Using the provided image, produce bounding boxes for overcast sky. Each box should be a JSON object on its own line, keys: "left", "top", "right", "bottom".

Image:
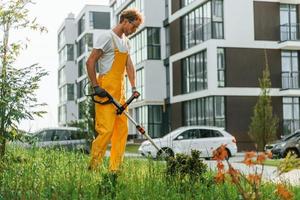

{"left": 16, "top": 0, "right": 109, "bottom": 132}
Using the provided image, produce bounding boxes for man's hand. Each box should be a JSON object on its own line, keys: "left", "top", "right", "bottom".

{"left": 131, "top": 87, "right": 140, "bottom": 98}
{"left": 93, "top": 86, "right": 107, "bottom": 97}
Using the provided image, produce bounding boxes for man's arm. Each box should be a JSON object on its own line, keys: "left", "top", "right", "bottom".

{"left": 86, "top": 49, "right": 103, "bottom": 87}
{"left": 126, "top": 55, "right": 136, "bottom": 89}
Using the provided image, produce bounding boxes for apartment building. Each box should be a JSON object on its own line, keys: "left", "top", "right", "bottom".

{"left": 167, "top": 0, "right": 300, "bottom": 150}
{"left": 110, "top": 0, "right": 168, "bottom": 140}
{"left": 57, "top": 5, "right": 110, "bottom": 126}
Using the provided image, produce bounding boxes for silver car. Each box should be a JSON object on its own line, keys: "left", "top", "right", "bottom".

{"left": 13, "top": 127, "right": 90, "bottom": 153}
{"left": 138, "top": 126, "right": 237, "bottom": 159}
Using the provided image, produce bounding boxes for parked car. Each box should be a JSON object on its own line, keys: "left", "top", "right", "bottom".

{"left": 271, "top": 136, "right": 300, "bottom": 158}
{"left": 11, "top": 127, "right": 90, "bottom": 153}
{"left": 264, "top": 130, "right": 300, "bottom": 153}
{"left": 138, "top": 126, "right": 237, "bottom": 159}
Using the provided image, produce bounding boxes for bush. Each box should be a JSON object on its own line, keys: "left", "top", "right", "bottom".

{"left": 166, "top": 150, "right": 207, "bottom": 183}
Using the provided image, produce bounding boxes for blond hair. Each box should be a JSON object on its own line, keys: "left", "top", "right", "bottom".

{"left": 119, "top": 8, "right": 144, "bottom": 24}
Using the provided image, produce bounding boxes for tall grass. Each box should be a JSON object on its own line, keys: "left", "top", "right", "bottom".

{"left": 0, "top": 146, "right": 299, "bottom": 200}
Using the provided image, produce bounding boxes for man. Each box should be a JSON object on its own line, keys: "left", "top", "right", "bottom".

{"left": 86, "top": 8, "right": 143, "bottom": 172}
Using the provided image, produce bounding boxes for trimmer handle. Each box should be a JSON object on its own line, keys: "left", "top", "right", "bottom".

{"left": 91, "top": 93, "right": 114, "bottom": 105}
{"left": 116, "top": 91, "right": 140, "bottom": 115}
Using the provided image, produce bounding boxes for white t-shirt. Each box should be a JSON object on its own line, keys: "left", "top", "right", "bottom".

{"left": 94, "top": 30, "right": 130, "bottom": 75}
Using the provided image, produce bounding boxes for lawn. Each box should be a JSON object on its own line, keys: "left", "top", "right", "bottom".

{"left": 0, "top": 146, "right": 300, "bottom": 200}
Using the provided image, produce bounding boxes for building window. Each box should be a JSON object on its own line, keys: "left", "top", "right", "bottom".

{"left": 58, "top": 66, "right": 66, "bottom": 86}
{"left": 217, "top": 48, "right": 225, "bottom": 87}
{"left": 59, "top": 44, "right": 74, "bottom": 65}
{"left": 78, "top": 14, "right": 85, "bottom": 36}
{"left": 78, "top": 101, "right": 85, "bottom": 120}
{"left": 77, "top": 78, "right": 88, "bottom": 99}
{"left": 280, "top": 4, "right": 298, "bottom": 41}
{"left": 184, "top": 96, "right": 225, "bottom": 127}
{"left": 135, "top": 105, "right": 163, "bottom": 138}
{"left": 58, "top": 104, "right": 67, "bottom": 123}
{"left": 78, "top": 57, "right": 86, "bottom": 77}
{"left": 125, "top": 68, "right": 145, "bottom": 100}
{"left": 182, "top": 50, "right": 207, "bottom": 94}
{"left": 130, "top": 28, "right": 161, "bottom": 65}
{"left": 58, "top": 28, "right": 65, "bottom": 50}
{"left": 116, "top": 0, "right": 144, "bottom": 22}
{"left": 181, "top": 0, "right": 223, "bottom": 50}
{"left": 181, "top": 0, "right": 196, "bottom": 8}
{"left": 89, "top": 12, "right": 110, "bottom": 29}
{"left": 67, "top": 84, "right": 74, "bottom": 101}
{"left": 77, "top": 33, "right": 93, "bottom": 57}
{"left": 281, "top": 51, "right": 299, "bottom": 89}
{"left": 147, "top": 28, "right": 161, "bottom": 59}
{"left": 283, "top": 97, "right": 300, "bottom": 135}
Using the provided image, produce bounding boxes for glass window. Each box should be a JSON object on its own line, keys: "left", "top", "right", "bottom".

{"left": 90, "top": 12, "right": 110, "bottom": 29}
{"left": 283, "top": 97, "right": 300, "bottom": 135}
{"left": 182, "top": 50, "right": 207, "bottom": 94}
{"left": 280, "top": 4, "right": 298, "bottom": 41}
{"left": 78, "top": 57, "right": 86, "bottom": 77}
{"left": 78, "top": 14, "right": 85, "bottom": 36}
{"left": 58, "top": 28, "right": 65, "bottom": 50}
{"left": 184, "top": 96, "right": 225, "bottom": 128}
{"left": 217, "top": 48, "right": 225, "bottom": 87}
{"left": 281, "top": 50, "right": 299, "bottom": 89}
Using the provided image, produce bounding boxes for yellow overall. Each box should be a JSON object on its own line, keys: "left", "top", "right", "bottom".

{"left": 90, "top": 36, "right": 128, "bottom": 172}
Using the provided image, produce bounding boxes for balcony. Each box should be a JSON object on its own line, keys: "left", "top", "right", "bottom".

{"left": 279, "top": 23, "right": 300, "bottom": 50}
{"left": 281, "top": 71, "right": 300, "bottom": 89}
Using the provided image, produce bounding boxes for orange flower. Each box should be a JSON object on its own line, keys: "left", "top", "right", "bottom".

{"left": 247, "top": 174, "right": 261, "bottom": 184}
{"left": 245, "top": 151, "right": 256, "bottom": 159}
{"left": 276, "top": 184, "right": 294, "bottom": 200}
{"left": 265, "top": 151, "right": 272, "bottom": 159}
{"left": 217, "top": 161, "right": 225, "bottom": 171}
{"left": 256, "top": 153, "right": 266, "bottom": 164}
{"left": 215, "top": 171, "right": 225, "bottom": 183}
{"left": 243, "top": 158, "right": 254, "bottom": 166}
{"left": 212, "top": 144, "right": 228, "bottom": 161}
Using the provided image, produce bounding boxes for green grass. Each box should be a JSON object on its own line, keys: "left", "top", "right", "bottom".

{"left": 1, "top": 146, "right": 300, "bottom": 200}
{"left": 125, "top": 144, "right": 140, "bottom": 153}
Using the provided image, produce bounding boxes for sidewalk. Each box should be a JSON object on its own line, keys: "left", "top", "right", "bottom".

{"left": 205, "top": 153, "right": 300, "bottom": 186}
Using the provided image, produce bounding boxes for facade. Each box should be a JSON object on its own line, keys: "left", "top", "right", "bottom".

{"left": 110, "top": 0, "right": 168, "bottom": 139}
{"left": 167, "top": 0, "right": 300, "bottom": 150}
{"left": 57, "top": 5, "right": 110, "bottom": 126}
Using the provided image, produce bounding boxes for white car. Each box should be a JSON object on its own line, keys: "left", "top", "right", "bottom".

{"left": 138, "top": 126, "right": 237, "bottom": 159}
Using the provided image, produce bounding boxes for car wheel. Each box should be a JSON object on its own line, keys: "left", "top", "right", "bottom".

{"left": 157, "top": 148, "right": 174, "bottom": 160}
{"left": 284, "top": 149, "right": 299, "bottom": 158}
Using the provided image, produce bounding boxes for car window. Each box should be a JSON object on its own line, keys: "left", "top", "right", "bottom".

{"left": 211, "top": 130, "right": 223, "bottom": 137}
{"left": 176, "top": 129, "right": 200, "bottom": 140}
{"left": 199, "top": 129, "right": 211, "bottom": 138}
{"left": 70, "top": 130, "right": 85, "bottom": 140}
{"left": 285, "top": 131, "right": 300, "bottom": 141}
{"left": 54, "top": 130, "right": 71, "bottom": 141}
{"left": 43, "top": 130, "right": 55, "bottom": 141}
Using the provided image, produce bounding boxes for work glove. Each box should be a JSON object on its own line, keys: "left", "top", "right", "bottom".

{"left": 93, "top": 85, "right": 107, "bottom": 98}
{"left": 131, "top": 86, "right": 140, "bottom": 98}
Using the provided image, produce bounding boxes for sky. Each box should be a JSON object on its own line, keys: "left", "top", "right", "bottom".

{"left": 15, "top": 0, "right": 109, "bottom": 133}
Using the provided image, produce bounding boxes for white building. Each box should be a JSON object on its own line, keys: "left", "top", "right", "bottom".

{"left": 57, "top": 5, "right": 110, "bottom": 126}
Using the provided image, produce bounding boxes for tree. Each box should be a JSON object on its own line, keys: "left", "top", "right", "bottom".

{"left": 248, "top": 50, "right": 279, "bottom": 151}
{"left": 0, "top": 0, "right": 48, "bottom": 157}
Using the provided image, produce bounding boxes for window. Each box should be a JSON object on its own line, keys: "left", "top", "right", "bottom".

{"left": 134, "top": 105, "right": 163, "bottom": 138}
{"left": 77, "top": 33, "right": 93, "bottom": 57}
{"left": 181, "top": 0, "right": 223, "bottom": 50}
{"left": 280, "top": 4, "right": 297, "bottom": 41}
{"left": 59, "top": 44, "right": 74, "bottom": 65}
{"left": 217, "top": 48, "right": 225, "bottom": 87}
{"left": 78, "top": 14, "right": 85, "bottom": 36}
{"left": 281, "top": 51, "right": 299, "bottom": 89}
{"left": 89, "top": 12, "right": 110, "bottom": 29}
{"left": 125, "top": 68, "right": 145, "bottom": 100}
{"left": 283, "top": 97, "right": 300, "bottom": 135}
{"left": 182, "top": 50, "right": 207, "bottom": 94}
{"left": 184, "top": 96, "right": 225, "bottom": 127}
{"left": 78, "top": 101, "right": 85, "bottom": 120}
{"left": 77, "top": 78, "right": 88, "bottom": 99}
{"left": 58, "top": 66, "right": 66, "bottom": 86}
{"left": 78, "top": 57, "right": 86, "bottom": 77}
{"left": 58, "top": 105, "right": 66, "bottom": 123}
{"left": 130, "top": 28, "right": 161, "bottom": 65}
{"left": 58, "top": 28, "right": 65, "bottom": 50}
